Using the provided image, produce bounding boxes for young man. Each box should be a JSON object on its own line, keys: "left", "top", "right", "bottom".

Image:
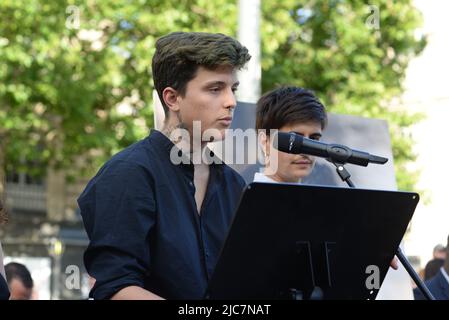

{"left": 255, "top": 86, "right": 327, "bottom": 184}
{"left": 78, "top": 32, "right": 251, "bottom": 300}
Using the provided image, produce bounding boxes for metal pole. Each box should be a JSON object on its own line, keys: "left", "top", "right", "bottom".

{"left": 237, "top": 0, "right": 261, "bottom": 103}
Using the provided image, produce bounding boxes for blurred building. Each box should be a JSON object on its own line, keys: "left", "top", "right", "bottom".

{"left": 0, "top": 166, "right": 90, "bottom": 299}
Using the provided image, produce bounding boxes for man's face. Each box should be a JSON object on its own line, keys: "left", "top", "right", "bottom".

{"left": 435, "top": 249, "right": 446, "bottom": 260}
{"left": 9, "top": 278, "right": 33, "bottom": 300}
{"left": 265, "top": 121, "right": 323, "bottom": 183}
{"left": 176, "top": 65, "right": 239, "bottom": 141}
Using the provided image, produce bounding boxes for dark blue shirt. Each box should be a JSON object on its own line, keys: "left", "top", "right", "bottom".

{"left": 78, "top": 130, "right": 246, "bottom": 299}
{"left": 414, "top": 269, "right": 449, "bottom": 300}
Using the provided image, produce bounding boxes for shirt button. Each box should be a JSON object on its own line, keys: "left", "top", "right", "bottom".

{"left": 189, "top": 181, "right": 194, "bottom": 187}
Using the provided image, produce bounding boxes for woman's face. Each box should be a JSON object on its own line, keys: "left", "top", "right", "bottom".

{"left": 262, "top": 121, "right": 323, "bottom": 183}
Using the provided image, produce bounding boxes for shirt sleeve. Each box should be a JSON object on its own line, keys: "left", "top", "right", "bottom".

{"left": 78, "top": 160, "right": 156, "bottom": 300}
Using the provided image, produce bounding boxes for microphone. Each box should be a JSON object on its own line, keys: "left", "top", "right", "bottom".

{"left": 273, "top": 131, "right": 388, "bottom": 167}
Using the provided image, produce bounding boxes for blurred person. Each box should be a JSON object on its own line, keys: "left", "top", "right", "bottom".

{"left": 78, "top": 32, "right": 250, "bottom": 300}
{"left": 414, "top": 235, "right": 449, "bottom": 300}
{"left": 422, "top": 244, "right": 446, "bottom": 280}
{"left": 432, "top": 244, "right": 446, "bottom": 260}
{"left": 424, "top": 258, "right": 445, "bottom": 281}
{"left": 0, "top": 200, "right": 10, "bottom": 300}
{"left": 5, "top": 262, "right": 34, "bottom": 300}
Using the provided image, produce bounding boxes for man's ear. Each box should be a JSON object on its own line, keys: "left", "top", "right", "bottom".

{"left": 258, "top": 131, "right": 270, "bottom": 156}
{"left": 162, "top": 87, "right": 180, "bottom": 113}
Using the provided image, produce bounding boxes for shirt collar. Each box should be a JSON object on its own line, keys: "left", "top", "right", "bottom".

{"left": 149, "top": 129, "right": 178, "bottom": 153}
{"left": 149, "top": 129, "right": 224, "bottom": 171}
{"left": 253, "top": 172, "right": 279, "bottom": 183}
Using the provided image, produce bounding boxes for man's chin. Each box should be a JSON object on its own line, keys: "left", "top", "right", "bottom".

{"left": 201, "top": 128, "right": 227, "bottom": 143}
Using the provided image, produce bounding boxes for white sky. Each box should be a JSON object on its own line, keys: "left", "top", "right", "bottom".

{"left": 402, "top": 0, "right": 449, "bottom": 267}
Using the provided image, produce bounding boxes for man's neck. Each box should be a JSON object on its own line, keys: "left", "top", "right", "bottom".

{"left": 161, "top": 118, "right": 207, "bottom": 158}
{"left": 161, "top": 117, "right": 183, "bottom": 141}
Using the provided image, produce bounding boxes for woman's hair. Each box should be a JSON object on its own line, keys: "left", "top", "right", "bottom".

{"left": 0, "top": 200, "right": 8, "bottom": 225}
{"left": 256, "top": 86, "right": 327, "bottom": 134}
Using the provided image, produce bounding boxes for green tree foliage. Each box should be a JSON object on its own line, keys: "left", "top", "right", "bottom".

{"left": 0, "top": 0, "right": 425, "bottom": 190}
{"left": 261, "top": 0, "right": 426, "bottom": 191}
{"left": 0, "top": 0, "right": 239, "bottom": 180}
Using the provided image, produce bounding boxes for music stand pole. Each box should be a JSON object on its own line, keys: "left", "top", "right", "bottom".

{"left": 330, "top": 161, "right": 435, "bottom": 300}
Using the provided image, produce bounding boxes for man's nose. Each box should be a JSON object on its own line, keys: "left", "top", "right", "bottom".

{"left": 224, "top": 87, "right": 237, "bottom": 110}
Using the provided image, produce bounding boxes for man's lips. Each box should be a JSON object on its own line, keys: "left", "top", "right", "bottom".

{"left": 218, "top": 117, "right": 233, "bottom": 125}
{"left": 292, "top": 159, "right": 312, "bottom": 165}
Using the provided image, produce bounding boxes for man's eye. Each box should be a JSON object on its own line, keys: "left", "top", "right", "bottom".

{"left": 232, "top": 87, "right": 238, "bottom": 93}
{"left": 209, "top": 87, "right": 220, "bottom": 93}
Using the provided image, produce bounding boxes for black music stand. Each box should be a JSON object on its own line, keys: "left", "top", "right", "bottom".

{"left": 206, "top": 182, "right": 419, "bottom": 300}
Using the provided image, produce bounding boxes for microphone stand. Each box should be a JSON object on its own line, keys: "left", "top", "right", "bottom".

{"left": 329, "top": 160, "right": 435, "bottom": 300}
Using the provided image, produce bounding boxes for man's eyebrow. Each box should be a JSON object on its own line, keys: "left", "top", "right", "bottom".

{"left": 203, "top": 81, "right": 226, "bottom": 87}
{"left": 292, "top": 131, "right": 322, "bottom": 138}
{"left": 203, "top": 80, "right": 240, "bottom": 87}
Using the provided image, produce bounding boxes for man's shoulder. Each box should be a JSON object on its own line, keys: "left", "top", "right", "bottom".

{"left": 82, "top": 137, "right": 156, "bottom": 188}
{"left": 109, "top": 137, "right": 153, "bottom": 164}
{"left": 102, "top": 132, "right": 168, "bottom": 171}
{"left": 78, "top": 138, "right": 157, "bottom": 205}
